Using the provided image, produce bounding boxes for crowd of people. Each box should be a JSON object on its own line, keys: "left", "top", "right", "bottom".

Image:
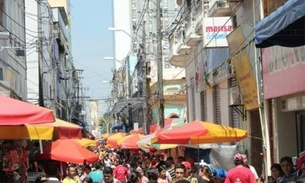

{"left": 33, "top": 140, "right": 305, "bottom": 183}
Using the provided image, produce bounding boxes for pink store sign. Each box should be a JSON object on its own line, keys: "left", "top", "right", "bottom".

{"left": 262, "top": 46, "right": 305, "bottom": 99}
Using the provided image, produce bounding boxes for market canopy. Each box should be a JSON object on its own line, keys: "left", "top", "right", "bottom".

{"left": 255, "top": 0, "right": 305, "bottom": 48}
{"left": 107, "top": 132, "right": 126, "bottom": 148}
{"left": 36, "top": 140, "right": 99, "bottom": 164}
{"left": 0, "top": 95, "right": 55, "bottom": 125}
{"left": 31, "top": 118, "right": 82, "bottom": 140}
{"left": 152, "top": 121, "right": 248, "bottom": 144}
{"left": 0, "top": 118, "right": 82, "bottom": 140}
{"left": 117, "top": 134, "right": 144, "bottom": 149}
{"left": 130, "top": 118, "right": 185, "bottom": 134}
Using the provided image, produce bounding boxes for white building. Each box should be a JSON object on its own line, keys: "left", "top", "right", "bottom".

{"left": 26, "top": 0, "right": 54, "bottom": 108}
{"left": 112, "top": 0, "right": 132, "bottom": 69}
{"left": 0, "top": 0, "right": 27, "bottom": 99}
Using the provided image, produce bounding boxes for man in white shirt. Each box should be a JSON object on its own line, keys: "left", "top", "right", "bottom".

{"left": 241, "top": 153, "right": 259, "bottom": 180}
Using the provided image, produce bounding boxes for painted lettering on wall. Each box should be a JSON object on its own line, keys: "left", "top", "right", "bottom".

{"left": 267, "top": 46, "right": 305, "bottom": 75}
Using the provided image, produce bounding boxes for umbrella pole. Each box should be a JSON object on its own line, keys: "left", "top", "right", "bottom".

{"left": 39, "top": 140, "right": 43, "bottom": 154}
{"left": 197, "top": 146, "right": 200, "bottom": 165}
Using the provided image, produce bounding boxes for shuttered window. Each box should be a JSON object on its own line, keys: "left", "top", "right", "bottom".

{"left": 229, "top": 77, "right": 240, "bottom": 128}
{"left": 200, "top": 91, "right": 207, "bottom": 121}
{"left": 190, "top": 77, "right": 196, "bottom": 121}
{"left": 213, "top": 85, "right": 221, "bottom": 124}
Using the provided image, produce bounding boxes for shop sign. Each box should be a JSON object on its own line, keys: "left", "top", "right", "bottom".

{"left": 227, "top": 26, "right": 259, "bottom": 110}
{"left": 231, "top": 50, "right": 259, "bottom": 110}
{"left": 203, "top": 17, "right": 233, "bottom": 48}
{"left": 262, "top": 46, "right": 305, "bottom": 99}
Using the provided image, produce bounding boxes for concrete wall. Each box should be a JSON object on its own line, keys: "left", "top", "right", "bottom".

{"left": 273, "top": 98, "right": 297, "bottom": 161}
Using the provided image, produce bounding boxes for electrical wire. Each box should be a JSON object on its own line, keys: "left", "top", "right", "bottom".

{"left": 163, "top": 0, "right": 266, "bottom": 101}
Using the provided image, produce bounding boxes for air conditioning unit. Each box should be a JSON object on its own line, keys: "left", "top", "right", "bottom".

{"left": 208, "top": 0, "right": 232, "bottom": 17}
{"left": 229, "top": 86, "right": 241, "bottom": 106}
{"left": 281, "top": 95, "right": 305, "bottom": 112}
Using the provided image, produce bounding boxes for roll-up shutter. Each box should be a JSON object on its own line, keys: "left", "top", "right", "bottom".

{"left": 214, "top": 85, "right": 221, "bottom": 124}
{"left": 201, "top": 91, "right": 207, "bottom": 121}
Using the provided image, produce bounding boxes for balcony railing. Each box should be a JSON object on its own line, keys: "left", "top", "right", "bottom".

{"left": 208, "top": 0, "right": 232, "bottom": 17}
{"left": 168, "top": 29, "right": 187, "bottom": 67}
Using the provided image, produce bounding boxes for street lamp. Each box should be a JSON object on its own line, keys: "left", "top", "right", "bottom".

{"left": 104, "top": 56, "right": 125, "bottom": 64}
{"left": 108, "top": 27, "right": 132, "bottom": 38}
{"left": 102, "top": 80, "right": 112, "bottom": 84}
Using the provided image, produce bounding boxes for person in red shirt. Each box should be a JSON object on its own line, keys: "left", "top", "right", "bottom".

{"left": 114, "top": 160, "right": 129, "bottom": 183}
{"left": 225, "top": 153, "right": 256, "bottom": 183}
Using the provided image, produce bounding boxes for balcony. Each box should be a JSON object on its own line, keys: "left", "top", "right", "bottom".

{"left": 176, "top": 26, "right": 191, "bottom": 55}
{"left": 185, "top": 15, "right": 202, "bottom": 46}
{"left": 195, "top": 12, "right": 204, "bottom": 35}
{"left": 168, "top": 31, "right": 187, "bottom": 67}
{"left": 208, "top": 0, "right": 232, "bottom": 17}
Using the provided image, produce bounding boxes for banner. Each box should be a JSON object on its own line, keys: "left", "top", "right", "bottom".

{"left": 227, "top": 25, "right": 259, "bottom": 110}
{"left": 262, "top": 46, "right": 305, "bottom": 99}
{"left": 231, "top": 50, "right": 259, "bottom": 110}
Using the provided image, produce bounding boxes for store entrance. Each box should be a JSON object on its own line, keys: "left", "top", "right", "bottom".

{"left": 296, "top": 111, "right": 305, "bottom": 155}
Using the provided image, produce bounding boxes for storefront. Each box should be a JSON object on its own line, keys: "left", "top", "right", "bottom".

{"left": 261, "top": 45, "right": 305, "bottom": 160}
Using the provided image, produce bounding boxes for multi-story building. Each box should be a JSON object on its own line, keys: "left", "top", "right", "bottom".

{"left": 254, "top": 0, "right": 305, "bottom": 172}
{"left": 169, "top": 0, "right": 264, "bottom": 174}
{"left": 0, "top": 0, "right": 27, "bottom": 99}
{"left": 26, "top": 0, "right": 80, "bottom": 121}
{"left": 110, "top": 0, "right": 187, "bottom": 133}
{"left": 169, "top": 0, "right": 305, "bottom": 177}
{"left": 26, "top": 0, "right": 54, "bottom": 109}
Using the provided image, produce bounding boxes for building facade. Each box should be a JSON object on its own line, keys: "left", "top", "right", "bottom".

{"left": 0, "top": 0, "right": 27, "bottom": 100}
{"left": 25, "top": 0, "right": 82, "bottom": 122}
{"left": 169, "top": 0, "right": 264, "bottom": 175}
{"left": 110, "top": 0, "right": 187, "bottom": 133}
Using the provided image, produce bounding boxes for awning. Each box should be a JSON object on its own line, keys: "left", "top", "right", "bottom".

{"left": 111, "top": 123, "right": 123, "bottom": 130}
{"left": 111, "top": 97, "right": 144, "bottom": 114}
{"left": 255, "top": 0, "right": 305, "bottom": 48}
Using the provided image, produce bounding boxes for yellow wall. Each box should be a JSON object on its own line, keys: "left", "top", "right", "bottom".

{"left": 48, "top": 0, "right": 68, "bottom": 14}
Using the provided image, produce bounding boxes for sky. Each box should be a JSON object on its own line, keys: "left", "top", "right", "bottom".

{"left": 70, "top": 0, "right": 114, "bottom": 115}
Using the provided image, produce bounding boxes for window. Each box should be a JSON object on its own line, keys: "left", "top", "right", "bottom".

{"left": 229, "top": 77, "right": 240, "bottom": 128}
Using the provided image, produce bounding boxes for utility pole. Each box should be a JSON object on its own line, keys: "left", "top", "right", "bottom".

{"left": 37, "top": 1, "right": 44, "bottom": 107}
{"left": 156, "top": 0, "right": 164, "bottom": 127}
{"left": 142, "top": 19, "right": 149, "bottom": 135}
{"left": 75, "top": 69, "right": 84, "bottom": 119}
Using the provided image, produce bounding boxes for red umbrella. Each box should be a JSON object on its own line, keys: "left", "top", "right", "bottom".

{"left": 117, "top": 134, "right": 144, "bottom": 149}
{"left": 35, "top": 140, "right": 99, "bottom": 164}
{"left": 0, "top": 95, "right": 55, "bottom": 125}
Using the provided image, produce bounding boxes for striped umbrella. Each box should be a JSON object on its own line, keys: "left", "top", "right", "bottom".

{"left": 152, "top": 120, "right": 248, "bottom": 144}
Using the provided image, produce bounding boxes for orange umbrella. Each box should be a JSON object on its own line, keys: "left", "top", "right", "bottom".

{"left": 101, "top": 133, "right": 111, "bottom": 139}
{"left": 117, "top": 134, "right": 143, "bottom": 149}
{"left": 36, "top": 140, "right": 99, "bottom": 164}
{"left": 107, "top": 132, "right": 126, "bottom": 148}
{"left": 152, "top": 120, "right": 248, "bottom": 144}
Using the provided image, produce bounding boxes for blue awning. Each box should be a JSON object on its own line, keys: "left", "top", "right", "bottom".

{"left": 111, "top": 123, "right": 123, "bottom": 130}
{"left": 255, "top": 0, "right": 305, "bottom": 48}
